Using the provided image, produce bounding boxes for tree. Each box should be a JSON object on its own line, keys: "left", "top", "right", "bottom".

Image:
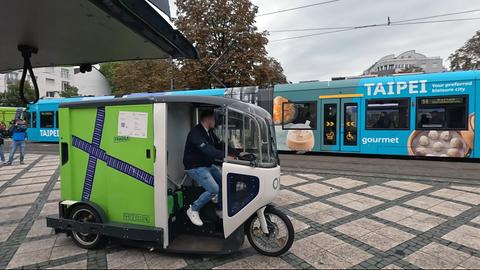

{"left": 101, "top": 60, "right": 179, "bottom": 95}
{"left": 60, "top": 84, "right": 80, "bottom": 97}
{"left": 101, "top": 0, "right": 287, "bottom": 93}
{"left": 0, "top": 81, "right": 36, "bottom": 107}
{"left": 175, "top": 0, "right": 287, "bottom": 89}
{"left": 449, "top": 31, "right": 480, "bottom": 71}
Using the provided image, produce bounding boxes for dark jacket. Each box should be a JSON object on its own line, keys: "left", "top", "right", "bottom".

{"left": 183, "top": 124, "right": 224, "bottom": 170}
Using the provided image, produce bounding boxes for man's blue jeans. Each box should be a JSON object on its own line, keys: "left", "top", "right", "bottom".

{"left": 186, "top": 165, "right": 222, "bottom": 212}
{"left": 8, "top": 141, "right": 25, "bottom": 163}
{"left": 0, "top": 143, "right": 4, "bottom": 162}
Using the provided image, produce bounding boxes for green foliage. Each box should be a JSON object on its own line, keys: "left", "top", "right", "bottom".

{"left": 0, "top": 81, "right": 35, "bottom": 106}
{"left": 449, "top": 31, "right": 480, "bottom": 71}
{"left": 60, "top": 84, "right": 80, "bottom": 97}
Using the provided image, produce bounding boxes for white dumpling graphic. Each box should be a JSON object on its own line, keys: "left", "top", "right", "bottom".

{"left": 440, "top": 131, "right": 451, "bottom": 141}
{"left": 450, "top": 138, "right": 462, "bottom": 149}
{"left": 447, "top": 148, "right": 460, "bottom": 157}
{"left": 419, "top": 136, "right": 430, "bottom": 146}
{"left": 428, "top": 131, "right": 439, "bottom": 140}
{"left": 415, "top": 147, "right": 427, "bottom": 156}
{"left": 433, "top": 142, "right": 444, "bottom": 152}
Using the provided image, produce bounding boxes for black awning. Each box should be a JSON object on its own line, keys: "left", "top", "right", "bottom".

{"left": 0, "top": 0, "right": 198, "bottom": 72}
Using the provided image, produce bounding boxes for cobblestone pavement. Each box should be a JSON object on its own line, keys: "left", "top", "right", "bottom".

{"left": 0, "top": 154, "right": 480, "bottom": 269}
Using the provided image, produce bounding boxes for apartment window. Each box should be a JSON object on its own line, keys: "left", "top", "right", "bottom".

{"left": 366, "top": 98, "right": 410, "bottom": 130}
{"left": 46, "top": 78, "right": 55, "bottom": 88}
{"left": 62, "top": 81, "right": 70, "bottom": 91}
{"left": 46, "top": 91, "right": 57, "bottom": 98}
{"left": 417, "top": 96, "right": 468, "bottom": 130}
{"left": 61, "top": 68, "right": 69, "bottom": 79}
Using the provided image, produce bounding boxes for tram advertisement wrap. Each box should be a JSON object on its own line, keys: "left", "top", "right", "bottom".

{"left": 273, "top": 72, "right": 477, "bottom": 158}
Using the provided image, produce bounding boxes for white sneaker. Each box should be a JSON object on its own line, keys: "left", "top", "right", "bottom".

{"left": 215, "top": 210, "right": 223, "bottom": 219}
{"left": 211, "top": 195, "right": 219, "bottom": 204}
{"left": 186, "top": 205, "right": 203, "bottom": 226}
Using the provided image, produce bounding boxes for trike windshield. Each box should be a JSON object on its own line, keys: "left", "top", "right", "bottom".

{"left": 214, "top": 104, "right": 278, "bottom": 168}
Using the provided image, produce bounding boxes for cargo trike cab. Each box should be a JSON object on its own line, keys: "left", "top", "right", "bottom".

{"left": 47, "top": 95, "right": 294, "bottom": 256}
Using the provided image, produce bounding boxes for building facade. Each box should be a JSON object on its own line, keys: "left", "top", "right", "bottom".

{"left": 0, "top": 66, "right": 111, "bottom": 98}
{"left": 363, "top": 50, "right": 447, "bottom": 76}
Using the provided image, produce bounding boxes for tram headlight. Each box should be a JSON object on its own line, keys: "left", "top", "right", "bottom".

{"left": 273, "top": 177, "right": 279, "bottom": 190}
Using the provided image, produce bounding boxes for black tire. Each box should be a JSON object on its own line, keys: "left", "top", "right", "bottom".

{"left": 245, "top": 206, "right": 294, "bottom": 256}
{"left": 68, "top": 204, "right": 105, "bottom": 250}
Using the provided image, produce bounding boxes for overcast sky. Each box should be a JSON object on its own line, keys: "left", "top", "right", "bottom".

{"left": 169, "top": 0, "right": 480, "bottom": 83}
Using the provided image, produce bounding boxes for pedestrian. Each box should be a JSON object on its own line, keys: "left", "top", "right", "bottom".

{"left": 5, "top": 119, "right": 27, "bottom": 165}
{"left": 0, "top": 130, "right": 5, "bottom": 165}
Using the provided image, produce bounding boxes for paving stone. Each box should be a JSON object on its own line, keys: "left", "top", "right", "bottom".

{"left": 39, "top": 202, "right": 59, "bottom": 217}
{"left": 0, "top": 205, "right": 30, "bottom": 222}
{"left": 404, "top": 195, "right": 445, "bottom": 209}
{"left": 293, "top": 183, "right": 339, "bottom": 197}
{"left": 280, "top": 175, "right": 307, "bottom": 186}
{"left": 358, "top": 185, "right": 410, "bottom": 200}
{"left": 383, "top": 181, "right": 431, "bottom": 192}
{"left": 429, "top": 201, "right": 471, "bottom": 217}
{"left": 0, "top": 223, "right": 17, "bottom": 242}
{"left": 1, "top": 183, "right": 46, "bottom": 196}
{"left": 430, "top": 188, "right": 480, "bottom": 205}
{"left": 28, "top": 165, "right": 59, "bottom": 172}
{"left": 328, "top": 193, "right": 383, "bottom": 211}
{"left": 6, "top": 248, "right": 51, "bottom": 269}
{"left": 383, "top": 264, "right": 403, "bottom": 269}
{"left": 22, "top": 170, "right": 56, "bottom": 178}
{"left": 471, "top": 216, "right": 480, "bottom": 224}
{"left": 0, "top": 192, "right": 39, "bottom": 208}
{"left": 16, "top": 237, "right": 56, "bottom": 254}
{"left": 405, "top": 250, "right": 457, "bottom": 269}
{"left": 48, "top": 260, "right": 88, "bottom": 269}
{"left": 107, "top": 249, "right": 145, "bottom": 269}
{"left": 442, "top": 225, "right": 480, "bottom": 250}
{"left": 296, "top": 173, "right": 324, "bottom": 181}
{"left": 47, "top": 189, "right": 61, "bottom": 202}
{"left": 323, "top": 177, "right": 366, "bottom": 189}
{"left": 418, "top": 242, "right": 470, "bottom": 266}
{"left": 328, "top": 243, "right": 373, "bottom": 264}
{"left": 50, "top": 244, "right": 86, "bottom": 260}
{"left": 450, "top": 185, "right": 480, "bottom": 194}
{"left": 12, "top": 176, "right": 52, "bottom": 186}
{"left": 289, "top": 216, "right": 310, "bottom": 232}
{"left": 215, "top": 254, "right": 292, "bottom": 269}
{"left": 458, "top": 256, "right": 480, "bottom": 269}
{"left": 27, "top": 218, "right": 53, "bottom": 238}
{"left": 144, "top": 252, "right": 188, "bottom": 269}
{"left": 273, "top": 189, "right": 309, "bottom": 206}
{"left": 396, "top": 212, "right": 446, "bottom": 232}
{"left": 0, "top": 174, "right": 18, "bottom": 181}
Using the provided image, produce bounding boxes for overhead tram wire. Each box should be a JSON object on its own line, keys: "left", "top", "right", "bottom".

{"left": 268, "top": 8, "right": 480, "bottom": 33}
{"left": 257, "top": 0, "right": 341, "bottom": 17}
{"left": 270, "top": 17, "right": 480, "bottom": 42}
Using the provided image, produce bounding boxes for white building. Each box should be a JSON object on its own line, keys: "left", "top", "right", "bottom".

{"left": 364, "top": 50, "right": 447, "bottom": 76}
{"left": 0, "top": 66, "right": 111, "bottom": 98}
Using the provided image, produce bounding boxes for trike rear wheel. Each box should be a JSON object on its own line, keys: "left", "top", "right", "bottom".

{"left": 246, "top": 206, "right": 294, "bottom": 256}
{"left": 69, "top": 204, "right": 104, "bottom": 249}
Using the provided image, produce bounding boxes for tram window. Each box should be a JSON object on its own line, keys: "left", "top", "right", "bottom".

{"left": 416, "top": 96, "right": 468, "bottom": 130}
{"left": 366, "top": 98, "right": 410, "bottom": 130}
{"left": 344, "top": 103, "right": 358, "bottom": 146}
{"left": 40, "top": 111, "right": 55, "bottom": 128}
{"left": 32, "top": 112, "right": 37, "bottom": 128}
{"left": 56, "top": 112, "right": 59, "bottom": 128}
{"left": 282, "top": 102, "right": 317, "bottom": 130}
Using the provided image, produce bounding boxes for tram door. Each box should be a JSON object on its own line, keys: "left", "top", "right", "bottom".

{"left": 320, "top": 98, "right": 361, "bottom": 152}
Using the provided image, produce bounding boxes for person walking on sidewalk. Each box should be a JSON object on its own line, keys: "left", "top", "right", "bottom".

{"left": 5, "top": 119, "right": 27, "bottom": 165}
{"left": 0, "top": 130, "right": 5, "bottom": 165}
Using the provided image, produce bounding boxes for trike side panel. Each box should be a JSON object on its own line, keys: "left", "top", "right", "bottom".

{"left": 59, "top": 104, "right": 156, "bottom": 227}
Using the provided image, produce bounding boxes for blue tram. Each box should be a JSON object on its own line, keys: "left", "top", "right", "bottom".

{"left": 272, "top": 71, "right": 479, "bottom": 158}
{"left": 26, "top": 97, "right": 113, "bottom": 142}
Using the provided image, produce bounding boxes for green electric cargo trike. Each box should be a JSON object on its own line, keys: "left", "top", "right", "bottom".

{"left": 46, "top": 95, "right": 294, "bottom": 256}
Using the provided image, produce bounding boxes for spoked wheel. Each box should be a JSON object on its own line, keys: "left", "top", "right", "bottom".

{"left": 246, "top": 206, "right": 294, "bottom": 256}
{"left": 69, "top": 205, "right": 104, "bottom": 249}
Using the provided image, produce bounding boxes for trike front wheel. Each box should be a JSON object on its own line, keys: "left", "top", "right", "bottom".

{"left": 245, "top": 206, "right": 294, "bottom": 256}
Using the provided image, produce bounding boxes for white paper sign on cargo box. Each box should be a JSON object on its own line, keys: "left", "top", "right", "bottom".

{"left": 118, "top": 111, "right": 148, "bottom": 138}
